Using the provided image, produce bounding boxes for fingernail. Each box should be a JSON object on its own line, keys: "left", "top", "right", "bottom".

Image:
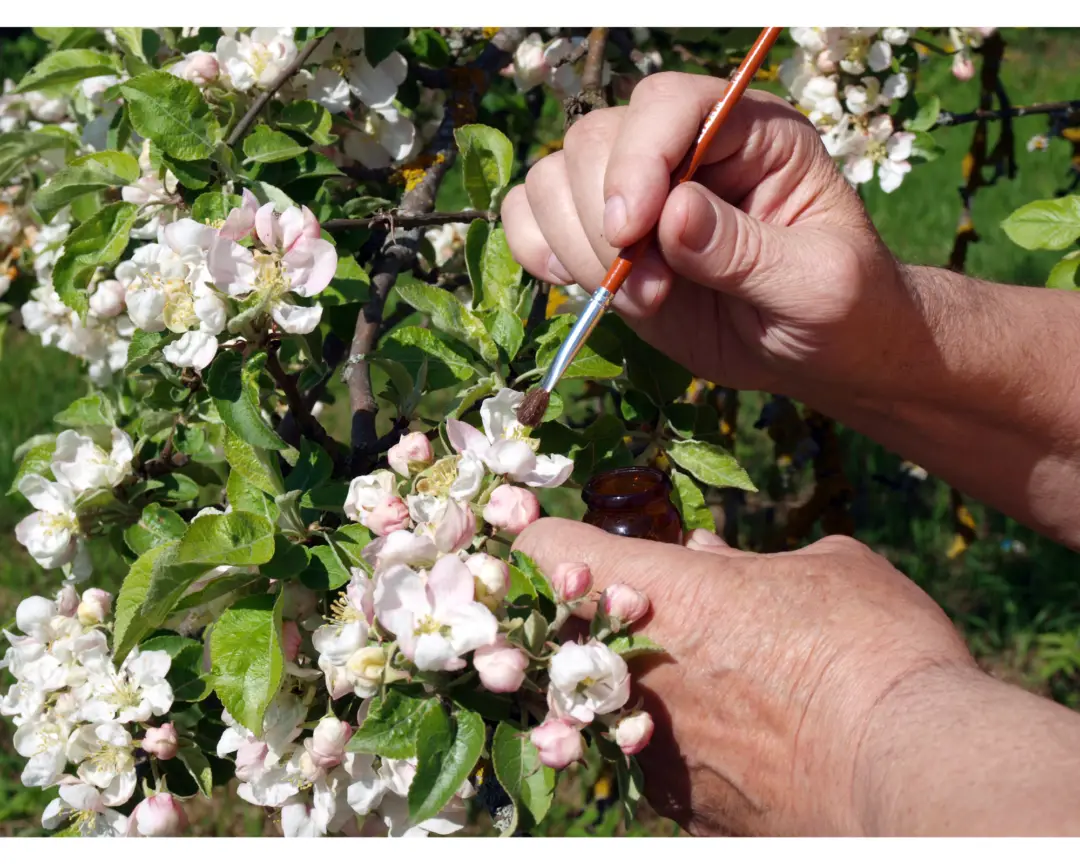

{"left": 678, "top": 187, "right": 717, "bottom": 253}
{"left": 687, "top": 528, "right": 727, "bottom": 548}
{"left": 546, "top": 253, "right": 573, "bottom": 284}
{"left": 604, "top": 195, "right": 627, "bottom": 243}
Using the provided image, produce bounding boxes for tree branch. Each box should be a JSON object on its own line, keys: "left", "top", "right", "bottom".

{"left": 225, "top": 35, "right": 325, "bottom": 147}
{"left": 581, "top": 27, "right": 609, "bottom": 93}
{"left": 265, "top": 344, "right": 345, "bottom": 467}
{"left": 932, "top": 98, "right": 1080, "bottom": 130}
{"left": 324, "top": 210, "right": 496, "bottom": 233}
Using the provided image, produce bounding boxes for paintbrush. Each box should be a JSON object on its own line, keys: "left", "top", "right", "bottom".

{"left": 515, "top": 26, "right": 784, "bottom": 428}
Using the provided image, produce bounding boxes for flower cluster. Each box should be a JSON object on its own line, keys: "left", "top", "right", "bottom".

{"left": 1, "top": 587, "right": 178, "bottom": 836}
{"left": 504, "top": 33, "right": 614, "bottom": 99}
{"left": 780, "top": 28, "right": 917, "bottom": 192}
{"left": 14, "top": 427, "right": 134, "bottom": 582}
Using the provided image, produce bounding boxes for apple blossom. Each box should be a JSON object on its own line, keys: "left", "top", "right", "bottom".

{"left": 67, "top": 722, "right": 138, "bottom": 805}
{"left": 549, "top": 562, "right": 592, "bottom": 602}
{"left": 42, "top": 781, "right": 129, "bottom": 836}
{"left": 465, "top": 552, "right": 509, "bottom": 610}
{"left": 131, "top": 792, "right": 188, "bottom": 836}
{"left": 14, "top": 474, "right": 82, "bottom": 572}
{"left": 952, "top": 53, "right": 976, "bottom": 81}
{"left": 614, "top": 711, "right": 655, "bottom": 755}
{"left": 373, "top": 555, "right": 498, "bottom": 672}
{"left": 51, "top": 428, "right": 133, "bottom": 494}
{"left": 483, "top": 485, "right": 541, "bottom": 535}
{"left": 142, "top": 723, "right": 179, "bottom": 760}
{"left": 366, "top": 495, "right": 412, "bottom": 536}
{"left": 530, "top": 718, "right": 584, "bottom": 769}
{"left": 602, "top": 584, "right": 650, "bottom": 625}
{"left": 171, "top": 50, "right": 220, "bottom": 87}
{"left": 77, "top": 588, "right": 112, "bottom": 627}
{"left": 548, "top": 640, "right": 631, "bottom": 724}
{"left": 344, "top": 470, "right": 403, "bottom": 528}
{"left": 343, "top": 105, "right": 417, "bottom": 169}
{"left": 304, "top": 716, "right": 352, "bottom": 770}
{"left": 76, "top": 647, "right": 173, "bottom": 725}
{"left": 473, "top": 636, "right": 528, "bottom": 693}
{"left": 387, "top": 431, "right": 434, "bottom": 478}
{"left": 216, "top": 28, "right": 298, "bottom": 91}
{"left": 14, "top": 716, "right": 71, "bottom": 787}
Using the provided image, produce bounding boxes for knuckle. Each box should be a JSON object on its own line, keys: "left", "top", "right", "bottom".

{"left": 633, "top": 70, "right": 691, "bottom": 105}
{"left": 524, "top": 150, "right": 565, "bottom": 201}
{"left": 809, "top": 534, "right": 867, "bottom": 557}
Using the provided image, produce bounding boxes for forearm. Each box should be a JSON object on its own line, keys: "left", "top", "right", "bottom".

{"left": 802, "top": 264, "right": 1080, "bottom": 549}
{"left": 854, "top": 663, "right": 1080, "bottom": 835}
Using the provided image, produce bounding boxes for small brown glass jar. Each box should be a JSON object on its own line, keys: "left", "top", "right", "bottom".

{"left": 581, "top": 467, "right": 683, "bottom": 544}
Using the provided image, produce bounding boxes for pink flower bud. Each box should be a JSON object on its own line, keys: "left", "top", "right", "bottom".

{"left": 77, "top": 588, "right": 112, "bottom": 626}
{"left": 601, "top": 584, "right": 650, "bottom": 625}
{"left": 530, "top": 717, "right": 584, "bottom": 769}
{"left": 387, "top": 432, "right": 434, "bottom": 478}
{"left": 952, "top": 54, "right": 976, "bottom": 81}
{"left": 483, "top": 485, "right": 540, "bottom": 535}
{"left": 142, "top": 723, "right": 179, "bottom": 761}
{"left": 55, "top": 584, "right": 79, "bottom": 618}
{"left": 614, "top": 711, "right": 654, "bottom": 755}
{"left": 131, "top": 793, "right": 188, "bottom": 837}
{"left": 175, "top": 50, "right": 220, "bottom": 87}
{"left": 815, "top": 49, "right": 838, "bottom": 73}
{"left": 282, "top": 620, "right": 302, "bottom": 662}
{"left": 465, "top": 553, "right": 509, "bottom": 610}
{"left": 305, "top": 716, "right": 352, "bottom": 769}
{"left": 366, "top": 496, "right": 411, "bottom": 536}
{"left": 430, "top": 497, "right": 476, "bottom": 554}
{"left": 473, "top": 636, "right": 528, "bottom": 693}
{"left": 550, "top": 562, "right": 592, "bottom": 603}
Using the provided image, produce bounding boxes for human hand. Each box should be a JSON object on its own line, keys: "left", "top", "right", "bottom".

{"left": 513, "top": 519, "right": 978, "bottom": 836}
{"left": 501, "top": 72, "right": 928, "bottom": 402}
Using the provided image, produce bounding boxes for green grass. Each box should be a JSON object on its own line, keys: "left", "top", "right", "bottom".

{"left": 4, "top": 27, "right": 1080, "bottom": 837}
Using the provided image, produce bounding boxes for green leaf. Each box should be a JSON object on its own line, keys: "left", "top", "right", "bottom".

{"left": 471, "top": 226, "right": 522, "bottom": 313}
{"left": 481, "top": 308, "right": 525, "bottom": 363}
{"left": 277, "top": 100, "right": 336, "bottom": 145}
{"left": 321, "top": 255, "right": 371, "bottom": 306}
{"left": 667, "top": 439, "right": 756, "bottom": 492}
{"left": 908, "top": 130, "right": 944, "bottom": 165}
{"left": 669, "top": 468, "right": 716, "bottom": 533}
{"left": 464, "top": 219, "right": 489, "bottom": 304}
{"left": 1047, "top": 251, "right": 1080, "bottom": 290}
{"left": 112, "top": 27, "right": 156, "bottom": 63}
{"left": 33, "top": 150, "right": 139, "bottom": 220}
{"left": 159, "top": 152, "right": 211, "bottom": 189}
{"left": 171, "top": 571, "right": 266, "bottom": 614}
{"left": 569, "top": 414, "right": 633, "bottom": 483}
{"left": 0, "top": 128, "right": 78, "bottom": 185}
{"left": 409, "top": 705, "right": 485, "bottom": 824}
{"left": 616, "top": 756, "right": 645, "bottom": 825}
{"left": 227, "top": 468, "right": 281, "bottom": 522}
{"left": 15, "top": 49, "right": 119, "bottom": 93}
{"left": 124, "top": 503, "right": 188, "bottom": 557}
{"left": 300, "top": 544, "right": 352, "bottom": 591}
{"left": 1002, "top": 196, "right": 1080, "bottom": 251}
{"left": 209, "top": 351, "right": 287, "bottom": 451}
{"left": 394, "top": 275, "right": 499, "bottom": 365}
{"left": 191, "top": 191, "right": 243, "bottom": 226}
{"left": 492, "top": 721, "right": 556, "bottom": 832}
{"left": 450, "top": 376, "right": 496, "bottom": 419}
{"left": 536, "top": 316, "right": 623, "bottom": 380}
{"left": 126, "top": 330, "right": 172, "bottom": 371}
{"left": 209, "top": 592, "right": 284, "bottom": 736}
{"left": 506, "top": 564, "right": 538, "bottom": 605}
{"left": 331, "top": 523, "right": 374, "bottom": 567}
{"left": 510, "top": 550, "right": 554, "bottom": 603}
{"left": 177, "top": 510, "right": 276, "bottom": 567}
{"left": 347, "top": 690, "right": 436, "bottom": 758}
{"left": 904, "top": 93, "right": 940, "bottom": 132}
{"left": 624, "top": 341, "right": 692, "bottom": 408}
{"left": 120, "top": 71, "right": 220, "bottom": 161}
{"left": 9, "top": 440, "right": 56, "bottom": 495}
{"left": 454, "top": 124, "right": 514, "bottom": 210}
{"left": 410, "top": 29, "right": 451, "bottom": 68}
{"left": 365, "top": 28, "right": 408, "bottom": 66}
{"left": 382, "top": 326, "right": 476, "bottom": 381}
{"left": 262, "top": 534, "right": 312, "bottom": 580}
{"left": 300, "top": 482, "right": 350, "bottom": 514}
{"left": 52, "top": 202, "right": 139, "bottom": 316}
{"left": 243, "top": 126, "right": 308, "bottom": 164}
{"left": 664, "top": 403, "right": 720, "bottom": 441}
{"left": 224, "top": 427, "right": 285, "bottom": 497}
{"left": 113, "top": 543, "right": 179, "bottom": 660}
{"left": 177, "top": 743, "right": 214, "bottom": 797}
{"left": 606, "top": 633, "right": 667, "bottom": 659}
{"left": 285, "top": 438, "right": 332, "bottom": 494}
{"left": 54, "top": 393, "right": 115, "bottom": 428}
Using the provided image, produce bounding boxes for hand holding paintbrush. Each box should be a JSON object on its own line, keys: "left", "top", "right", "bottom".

{"left": 515, "top": 26, "right": 784, "bottom": 428}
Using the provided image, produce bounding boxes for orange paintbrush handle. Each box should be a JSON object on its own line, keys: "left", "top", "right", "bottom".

{"left": 598, "top": 26, "right": 783, "bottom": 296}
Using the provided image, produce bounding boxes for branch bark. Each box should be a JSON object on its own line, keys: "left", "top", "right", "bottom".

{"left": 265, "top": 345, "right": 345, "bottom": 467}
{"left": 225, "top": 35, "right": 325, "bottom": 147}
{"left": 324, "top": 210, "right": 496, "bottom": 232}
{"left": 933, "top": 98, "right": 1080, "bottom": 130}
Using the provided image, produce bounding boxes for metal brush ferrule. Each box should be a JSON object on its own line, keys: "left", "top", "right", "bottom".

{"left": 540, "top": 288, "right": 614, "bottom": 393}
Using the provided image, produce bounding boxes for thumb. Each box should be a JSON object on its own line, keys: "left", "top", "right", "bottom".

{"left": 656, "top": 181, "right": 802, "bottom": 308}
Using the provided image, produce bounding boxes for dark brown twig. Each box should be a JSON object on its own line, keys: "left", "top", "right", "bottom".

{"left": 225, "top": 35, "right": 325, "bottom": 147}
{"left": 265, "top": 345, "right": 345, "bottom": 466}
{"left": 324, "top": 210, "right": 496, "bottom": 232}
{"left": 932, "top": 98, "right": 1080, "bottom": 130}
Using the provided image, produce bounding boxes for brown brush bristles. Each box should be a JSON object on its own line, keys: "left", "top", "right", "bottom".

{"left": 516, "top": 388, "right": 550, "bottom": 428}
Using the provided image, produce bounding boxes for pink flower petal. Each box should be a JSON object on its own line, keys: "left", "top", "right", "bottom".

{"left": 446, "top": 418, "right": 489, "bottom": 457}
{"left": 255, "top": 202, "right": 280, "bottom": 250}
{"left": 283, "top": 237, "right": 337, "bottom": 297}
{"left": 427, "top": 555, "right": 475, "bottom": 615}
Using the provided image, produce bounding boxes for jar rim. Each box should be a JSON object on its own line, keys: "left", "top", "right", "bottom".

{"left": 580, "top": 466, "right": 672, "bottom": 510}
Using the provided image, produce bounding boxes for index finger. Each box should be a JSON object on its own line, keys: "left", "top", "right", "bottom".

{"left": 601, "top": 73, "right": 788, "bottom": 248}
